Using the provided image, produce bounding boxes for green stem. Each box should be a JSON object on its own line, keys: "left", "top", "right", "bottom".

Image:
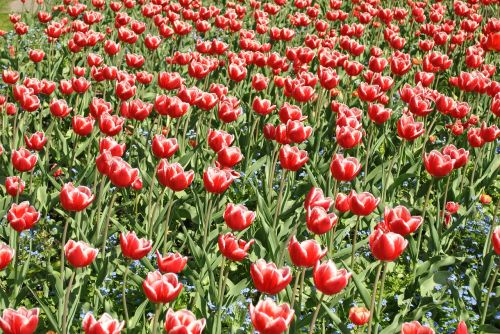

{"left": 272, "top": 171, "right": 288, "bottom": 230}
{"left": 60, "top": 218, "right": 70, "bottom": 279}
{"left": 202, "top": 195, "right": 215, "bottom": 248}
{"left": 162, "top": 193, "right": 175, "bottom": 254}
{"left": 350, "top": 216, "right": 362, "bottom": 268}
{"left": 480, "top": 265, "right": 499, "bottom": 325}
{"left": 216, "top": 257, "right": 229, "bottom": 332}
{"left": 308, "top": 294, "right": 325, "bottom": 334}
{"left": 373, "top": 262, "right": 388, "bottom": 334}
{"left": 122, "top": 261, "right": 130, "bottom": 327}
{"left": 147, "top": 163, "right": 158, "bottom": 240}
{"left": 151, "top": 304, "right": 162, "bottom": 334}
{"left": 367, "top": 262, "right": 383, "bottom": 334}
{"left": 415, "top": 180, "right": 434, "bottom": 262}
{"left": 62, "top": 271, "right": 76, "bottom": 334}
{"left": 101, "top": 192, "right": 118, "bottom": 257}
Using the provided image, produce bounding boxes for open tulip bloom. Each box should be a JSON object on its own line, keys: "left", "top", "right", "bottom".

{"left": 0, "top": 0, "right": 499, "bottom": 333}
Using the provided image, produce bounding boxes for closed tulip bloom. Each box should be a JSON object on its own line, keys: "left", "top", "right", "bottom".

{"left": 397, "top": 114, "right": 425, "bottom": 141}
{"left": 158, "top": 72, "right": 184, "bottom": 90}
{"left": 156, "top": 251, "right": 188, "bottom": 273}
{"left": 349, "top": 307, "right": 370, "bottom": 326}
{"left": 120, "top": 231, "right": 152, "bottom": 260}
{"left": 143, "top": 271, "right": 183, "bottom": 303}
{"left": 455, "top": 321, "right": 468, "bottom": 334}
{"left": 207, "top": 129, "right": 234, "bottom": 152}
{"left": 369, "top": 226, "right": 408, "bottom": 261}
{"left": 249, "top": 298, "right": 294, "bottom": 334}
{"left": 156, "top": 160, "right": 194, "bottom": 191}
{"left": 349, "top": 191, "right": 380, "bottom": 216}
{"left": 72, "top": 116, "right": 95, "bottom": 136}
{"left": 217, "top": 146, "right": 243, "bottom": 168}
{"left": 480, "top": 123, "right": 500, "bottom": 142}
{"left": 0, "top": 307, "right": 39, "bottom": 334}
{"left": 24, "top": 132, "right": 47, "bottom": 151}
{"left": 250, "top": 259, "right": 292, "bottom": 294}
{"left": 82, "top": 313, "right": 125, "bottom": 334}
{"left": 304, "top": 187, "right": 332, "bottom": 211}
{"left": 288, "top": 236, "right": 327, "bottom": 268}
{"left": 64, "top": 240, "right": 98, "bottom": 267}
{"left": 152, "top": 135, "right": 179, "bottom": 159}
{"left": 218, "top": 233, "right": 255, "bottom": 261}
{"left": 336, "top": 126, "right": 363, "bottom": 149}
{"left": 357, "top": 83, "right": 382, "bottom": 102}
{"left": 60, "top": 183, "right": 94, "bottom": 211}
{"left": 99, "top": 113, "right": 124, "bottom": 136}
{"left": 335, "top": 193, "right": 351, "bottom": 213}
{"left": 442, "top": 145, "right": 469, "bottom": 169}
{"left": 368, "top": 103, "right": 392, "bottom": 124}
{"left": 467, "top": 128, "right": 485, "bottom": 148}
{"left": 203, "top": 166, "right": 236, "bottom": 194}
{"left": 2, "top": 69, "right": 20, "bottom": 85}
{"left": 279, "top": 145, "right": 308, "bottom": 171}
{"left": 7, "top": 202, "right": 40, "bottom": 232}
{"left": 253, "top": 97, "right": 276, "bottom": 116}
{"left": 424, "top": 150, "right": 453, "bottom": 178}
{"left": 50, "top": 98, "right": 72, "bottom": 118}
{"left": 286, "top": 120, "right": 312, "bottom": 143}
{"left": 108, "top": 158, "right": 140, "bottom": 188}
{"left": 384, "top": 206, "right": 423, "bottom": 236}
{"left": 492, "top": 227, "right": 500, "bottom": 255}
{"left": 100, "top": 137, "right": 126, "bottom": 157}
{"left": 401, "top": 321, "right": 434, "bottom": 334}
{"left": 313, "top": 260, "right": 351, "bottom": 295}
{"left": 306, "top": 206, "right": 338, "bottom": 235}
{"left": 0, "top": 242, "right": 14, "bottom": 270}
{"left": 224, "top": 203, "right": 255, "bottom": 231}
{"left": 164, "top": 309, "right": 206, "bottom": 334}
{"left": 330, "top": 154, "right": 361, "bottom": 181}
{"left": 5, "top": 176, "right": 25, "bottom": 197}
{"left": 11, "top": 148, "right": 38, "bottom": 172}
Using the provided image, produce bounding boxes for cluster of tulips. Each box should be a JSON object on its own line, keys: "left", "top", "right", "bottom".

{"left": 0, "top": 0, "right": 499, "bottom": 332}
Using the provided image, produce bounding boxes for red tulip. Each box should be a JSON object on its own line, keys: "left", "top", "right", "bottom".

{"left": 152, "top": 135, "right": 179, "bottom": 159}
{"left": 330, "top": 154, "right": 361, "bottom": 182}
{"left": 156, "top": 251, "right": 188, "bottom": 273}
{"left": 120, "top": 231, "right": 152, "bottom": 260}
{"left": 288, "top": 236, "right": 327, "bottom": 268}
{"left": 158, "top": 72, "right": 184, "bottom": 90}
{"left": 480, "top": 123, "right": 500, "bottom": 142}
{"left": 369, "top": 225, "right": 408, "bottom": 261}
{"left": 368, "top": 103, "right": 392, "bottom": 124}
{"left": 28, "top": 49, "right": 45, "bottom": 63}
{"left": 99, "top": 113, "right": 124, "bottom": 136}
{"left": 252, "top": 74, "right": 270, "bottom": 91}
{"left": 492, "top": 227, "right": 500, "bottom": 255}
{"left": 286, "top": 120, "right": 312, "bottom": 143}
{"left": 401, "top": 321, "right": 434, "bottom": 334}
{"left": 279, "top": 103, "right": 304, "bottom": 123}
{"left": 304, "top": 187, "right": 332, "bottom": 211}
{"left": 142, "top": 271, "right": 183, "bottom": 303}
{"left": 82, "top": 313, "right": 125, "bottom": 334}
{"left": 218, "top": 233, "right": 254, "bottom": 261}
{"left": 223, "top": 203, "right": 255, "bottom": 231}
{"left": 279, "top": 145, "right": 308, "bottom": 171}
{"left": 64, "top": 240, "right": 98, "bottom": 268}
{"left": 157, "top": 160, "right": 194, "bottom": 192}
{"left": 164, "top": 309, "right": 206, "bottom": 334}
{"left": 217, "top": 146, "right": 243, "bottom": 168}
{"left": 336, "top": 126, "right": 363, "bottom": 149}
{"left": 250, "top": 259, "right": 292, "bottom": 294}
{"left": 89, "top": 98, "right": 112, "bottom": 118}
{"left": 348, "top": 191, "right": 379, "bottom": 216}
{"left": 11, "top": 148, "right": 38, "bottom": 172}
{"left": 203, "top": 166, "right": 236, "bottom": 194}
{"left": 424, "top": 150, "right": 453, "bottom": 178}
{"left": 99, "top": 137, "right": 126, "bottom": 157}
{"left": 252, "top": 97, "right": 276, "bottom": 116}
{"left": 72, "top": 116, "right": 95, "bottom": 136}
{"left": 60, "top": 183, "right": 94, "bottom": 212}
{"left": 313, "top": 260, "right": 351, "bottom": 295}
{"left": 357, "top": 83, "right": 382, "bottom": 102}
{"left": 442, "top": 145, "right": 469, "bottom": 169}
{"left": 455, "top": 321, "right": 468, "bottom": 334}
{"left": 0, "top": 307, "right": 39, "bottom": 334}
{"left": 108, "top": 158, "right": 140, "bottom": 188}
{"left": 306, "top": 206, "right": 338, "bottom": 235}
{"left": 7, "top": 201, "right": 40, "bottom": 232}
{"left": 384, "top": 206, "right": 423, "bottom": 236}
{"left": 5, "top": 176, "right": 25, "bottom": 197}
{"left": 397, "top": 114, "right": 425, "bottom": 141}
{"left": 50, "top": 99, "right": 72, "bottom": 118}
{"left": 349, "top": 306, "right": 370, "bottom": 326}
{"left": 72, "top": 77, "right": 91, "bottom": 93}
{"left": 0, "top": 242, "right": 14, "bottom": 271}
{"left": 207, "top": 129, "right": 234, "bottom": 152}
{"left": 249, "top": 298, "right": 294, "bottom": 334}
{"left": 2, "top": 70, "right": 20, "bottom": 85}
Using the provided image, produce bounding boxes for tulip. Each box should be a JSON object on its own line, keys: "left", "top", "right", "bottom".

{"left": 223, "top": 203, "right": 255, "bottom": 231}
{"left": 99, "top": 113, "right": 124, "bottom": 136}
{"left": 203, "top": 166, "right": 236, "bottom": 194}
{"left": 156, "top": 251, "right": 188, "bottom": 273}
{"left": 82, "top": 313, "right": 125, "bottom": 334}
{"left": 401, "top": 321, "right": 434, "bottom": 334}
{"left": 423, "top": 150, "right": 453, "bottom": 178}
{"left": 11, "top": 148, "right": 38, "bottom": 172}
{"left": 330, "top": 154, "right": 361, "bottom": 182}
{"left": 7, "top": 202, "right": 40, "bottom": 232}
{"left": 369, "top": 226, "right": 408, "bottom": 261}
{"left": 455, "top": 321, "right": 468, "bottom": 334}
{"left": 60, "top": 183, "right": 95, "bottom": 211}
{"left": 142, "top": 271, "right": 183, "bottom": 303}
{"left": 445, "top": 202, "right": 459, "bottom": 214}
{"left": 442, "top": 145, "right": 469, "bottom": 169}
{"left": 120, "top": 231, "right": 152, "bottom": 260}
{"left": 384, "top": 206, "right": 423, "bottom": 236}
{"left": 279, "top": 145, "right": 308, "bottom": 171}
{"left": 207, "top": 129, "right": 234, "bottom": 152}
{"left": 217, "top": 146, "right": 243, "bottom": 168}
{"left": 250, "top": 259, "right": 292, "bottom": 294}
{"left": 249, "top": 298, "right": 294, "bottom": 334}
{"left": 5, "top": 176, "right": 25, "bottom": 197}
{"left": 493, "top": 226, "right": 500, "bottom": 255}
{"left": 152, "top": 135, "right": 179, "bottom": 159}
{"left": 0, "top": 242, "right": 14, "bottom": 270}
{"left": 253, "top": 97, "right": 276, "bottom": 115}
{"left": 218, "top": 233, "right": 255, "bottom": 261}
{"left": 288, "top": 236, "right": 327, "bottom": 268}
{"left": 164, "top": 309, "right": 206, "bottom": 334}
{"left": 349, "top": 306, "right": 370, "bottom": 326}
{"left": 157, "top": 160, "right": 195, "bottom": 192}
{"left": 306, "top": 206, "right": 338, "bottom": 235}
{"left": 397, "top": 114, "right": 425, "bottom": 141}
{"left": 335, "top": 193, "right": 350, "bottom": 213}
{"left": 108, "top": 158, "right": 140, "bottom": 188}
{"left": 349, "top": 191, "right": 380, "bottom": 216}
{"left": 0, "top": 307, "right": 39, "bottom": 334}
{"left": 24, "top": 132, "right": 47, "bottom": 151}
{"left": 304, "top": 187, "right": 332, "bottom": 211}
{"left": 99, "top": 137, "right": 126, "bottom": 157}
{"left": 72, "top": 116, "right": 95, "bottom": 136}
{"left": 64, "top": 240, "right": 98, "bottom": 267}
{"left": 313, "top": 260, "right": 351, "bottom": 295}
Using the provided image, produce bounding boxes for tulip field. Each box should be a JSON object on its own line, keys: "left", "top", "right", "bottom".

{"left": 0, "top": 0, "right": 499, "bottom": 333}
